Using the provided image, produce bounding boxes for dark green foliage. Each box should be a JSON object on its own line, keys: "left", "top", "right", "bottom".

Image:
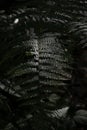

{"left": 0, "top": 0, "right": 87, "bottom": 130}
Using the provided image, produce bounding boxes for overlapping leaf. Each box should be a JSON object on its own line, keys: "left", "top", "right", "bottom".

{"left": 0, "top": 0, "right": 87, "bottom": 130}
